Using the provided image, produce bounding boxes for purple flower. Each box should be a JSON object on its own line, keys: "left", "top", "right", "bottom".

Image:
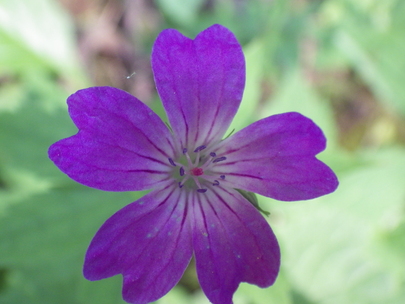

{"left": 49, "top": 24, "right": 338, "bottom": 304}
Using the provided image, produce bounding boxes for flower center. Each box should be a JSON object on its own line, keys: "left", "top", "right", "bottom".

{"left": 191, "top": 167, "right": 204, "bottom": 176}
{"left": 167, "top": 145, "right": 227, "bottom": 193}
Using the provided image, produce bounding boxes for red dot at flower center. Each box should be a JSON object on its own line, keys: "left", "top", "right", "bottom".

{"left": 190, "top": 167, "right": 204, "bottom": 176}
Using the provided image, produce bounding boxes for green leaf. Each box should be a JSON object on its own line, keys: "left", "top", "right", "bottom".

{"left": 155, "top": 0, "right": 205, "bottom": 26}
{"left": 260, "top": 70, "right": 338, "bottom": 150}
{"left": 0, "top": 86, "right": 74, "bottom": 181}
{"left": 234, "top": 271, "right": 292, "bottom": 304}
{"left": 0, "top": 0, "right": 88, "bottom": 86}
{"left": 327, "top": 0, "right": 405, "bottom": 115}
{"left": 0, "top": 82, "right": 25, "bottom": 113}
{"left": 190, "top": 271, "right": 292, "bottom": 304}
{"left": 155, "top": 286, "right": 192, "bottom": 304}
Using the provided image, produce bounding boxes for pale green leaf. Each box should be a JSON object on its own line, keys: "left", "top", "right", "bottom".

{"left": 0, "top": 0, "right": 88, "bottom": 86}
{"left": 259, "top": 70, "right": 338, "bottom": 149}
{"left": 155, "top": 0, "right": 204, "bottom": 26}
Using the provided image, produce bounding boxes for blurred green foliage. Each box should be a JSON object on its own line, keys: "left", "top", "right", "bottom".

{"left": 1, "top": 0, "right": 405, "bottom": 303}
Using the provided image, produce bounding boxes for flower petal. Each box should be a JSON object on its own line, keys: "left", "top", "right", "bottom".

{"left": 191, "top": 187, "right": 280, "bottom": 304}
{"left": 214, "top": 112, "right": 339, "bottom": 201}
{"left": 49, "top": 86, "right": 175, "bottom": 191}
{"left": 83, "top": 184, "right": 193, "bottom": 304}
{"left": 152, "top": 24, "right": 245, "bottom": 150}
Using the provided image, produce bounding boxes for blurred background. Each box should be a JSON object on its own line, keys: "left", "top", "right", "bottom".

{"left": 1, "top": 0, "right": 405, "bottom": 303}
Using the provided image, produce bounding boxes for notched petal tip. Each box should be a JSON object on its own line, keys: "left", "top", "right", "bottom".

{"left": 152, "top": 24, "right": 245, "bottom": 149}
{"left": 48, "top": 86, "right": 176, "bottom": 192}
{"left": 192, "top": 187, "right": 280, "bottom": 304}
{"left": 48, "top": 141, "right": 60, "bottom": 164}
{"left": 214, "top": 112, "right": 339, "bottom": 201}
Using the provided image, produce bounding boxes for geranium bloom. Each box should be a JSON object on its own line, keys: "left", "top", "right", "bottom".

{"left": 49, "top": 24, "right": 338, "bottom": 304}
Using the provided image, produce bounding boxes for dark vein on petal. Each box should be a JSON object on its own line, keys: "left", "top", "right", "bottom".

{"left": 195, "top": 48, "right": 201, "bottom": 145}
{"left": 127, "top": 169, "right": 168, "bottom": 174}
{"left": 221, "top": 129, "right": 310, "bottom": 157}
{"left": 68, "top": 155, "right": 170, "bottom": 176}
{"left": 91, "top": 138, "right": 170, "bottom": 168}
{"left": 181, "top": 109, "right": 189, "bottom": 149}
{"left": 204, "top": 46, "right": 225, "bottom": 145}
{"left": 166, "top": 136, "right": 176, "bottom": 157}
{"left": 95, "top": 110, "right": 171, "bottom": 158}
{"left": 212, "top": 187, "right": 264, "bottom": 264}
{"left": 202, "top": 188, "right": 241, "bottom": 290}
{"left": 226, "top": 173, "right": 264, "bottom": 180}
{"left": 196, "top": 191, "right": 223, "bottom": 287}
{"left": 133, "top": 187, "right": 188, "bottom": 291}
{"left": 121, "top": 186, "right": 180, "bottom": 263}
{"left": 98, "top": 185, "right": 177, "bottom": 259}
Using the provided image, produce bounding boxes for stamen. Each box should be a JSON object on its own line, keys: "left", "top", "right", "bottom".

{"left": 220, "top": 175, "right": 225, "bottom": 179}
{"left": 182, "top": 148, "right": 192, "bottom": 166}
{"left": 213, "top": 156, "right": 227, "bottom": 163}
{"left": 179, "top": 175, "right": 190, "bottom": 188}
{"left": 197, "top": 189, "right": 207, "bottom": 193}
{"left": 194, "top": 145, "right": 206, "bottom": 153}
{"left": 168, "top": 158, "right": 176, "bottom": 166}
{"left": 193, "top": 177, "right": 202, "bottom": 189}
{"left": 200, "top": 151, "right": 218, "bottom": 170}
{"left": 213, "top": 180, "right": 220, "bottom": 186}
{"left": 179, "top": 167, "right": 185, "bottom": 176}
{"left": 193, "top": 146, "right": 205, "bottom": 166}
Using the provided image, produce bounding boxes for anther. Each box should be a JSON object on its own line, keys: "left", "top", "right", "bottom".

{"left": 179, "top": 167, "right": 185, "bottom": 176}
{"left": 197, "top": 189, "right": 207, "bottom": 193}
{"left": 182, "top": 148, "right": 193, "bottom": 166}
{"left": 194, "top": 145, "right": 206, "bottom": 153}
{"left": 220, "top": 175, "right": 225, "bottom": 180}
{"left": 168, "top": 158, "right": 176, "bottom": 166}
{"left": 209, "top": 152, "right": 216, "bottom": 157}
{"left": 178, "top": 182, "right": 183, "bottom": 188}
{"left": 213, "top": 180, "right": 220, "bottom": 186}
{"left": 213, "top": 156, "right": 227, "bottom": 163}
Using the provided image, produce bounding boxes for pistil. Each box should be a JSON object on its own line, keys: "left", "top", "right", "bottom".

{"left": 190, "top": 167, "right": 204, "bottom": 176}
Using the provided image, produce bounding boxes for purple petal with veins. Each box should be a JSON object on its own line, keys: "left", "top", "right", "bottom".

{"left": 48, "top": 86, "right": 174, "bottom": 192}
{"left": 84, "top": 185, "right": 192, "bottom": 304}
{"left": 213, "top": 112, "right": 339, "bottom": 201}
{"left": 191, "top": 187, "right": 280, "bottom": 304}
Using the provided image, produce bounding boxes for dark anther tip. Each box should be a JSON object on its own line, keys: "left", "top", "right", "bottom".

{"left": 194, "top": 145, "right": 207, "bottom": 153}
{"left": 213, "top": 156, "right": 227, "bottom": 163}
